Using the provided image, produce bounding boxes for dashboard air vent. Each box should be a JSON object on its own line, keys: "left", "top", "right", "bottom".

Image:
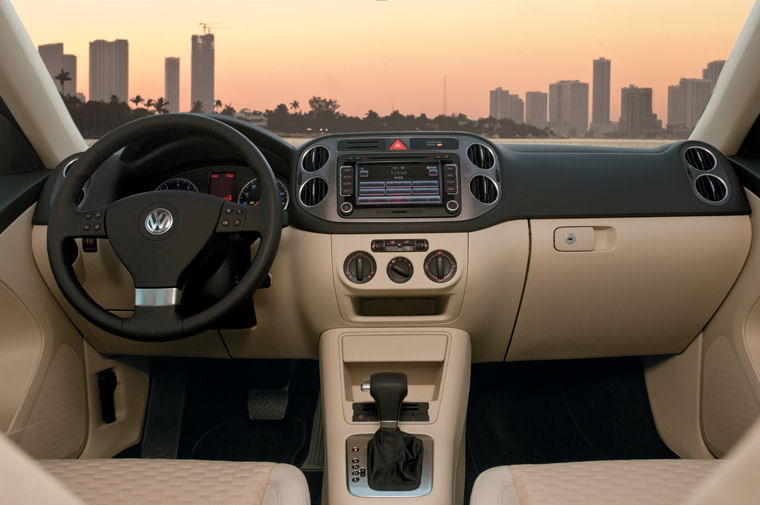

{"left": 299, "top": 177, "right": 328, "bottom": 206}
{"left": 302, "top": 146, "right": 329, "bottom": 172}
{"left": 467, "top": 143, "right": 495, "bottom": 169}
{"left": 684, "top": 146, "right": 717, "bottom": 171}
{"left": 694, "top": 174, "right": 727, "bottom": 203}
{"left": 469, "top": 175, "right": 498, "bottom": 204}
{"left": 337, "top": 139, "right": 384, "bottom": 151}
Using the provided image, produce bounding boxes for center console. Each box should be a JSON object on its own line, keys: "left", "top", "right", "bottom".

{"left": 320, "top": 327, "right": 471, "bottom": 505}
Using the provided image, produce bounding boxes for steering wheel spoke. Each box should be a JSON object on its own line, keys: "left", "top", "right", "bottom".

{"left": 61, "top": 207, "right": 109, "bottom": 239}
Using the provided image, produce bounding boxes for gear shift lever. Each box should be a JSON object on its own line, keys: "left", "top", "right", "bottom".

{"left": 366, "top": 373, "right": 423, "bottom": 491}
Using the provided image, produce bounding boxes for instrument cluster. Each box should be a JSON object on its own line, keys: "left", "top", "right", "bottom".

{"left": 155, "top": 167, "right": 289, "bottom": 210}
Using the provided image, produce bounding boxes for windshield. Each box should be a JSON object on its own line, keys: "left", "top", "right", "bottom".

{"left": 12, "top": 0, "right": 753, "bottom": 147}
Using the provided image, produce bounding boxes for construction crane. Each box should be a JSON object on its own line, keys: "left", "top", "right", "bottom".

{"left": 199, "top": 22, "right": 226, "bottom": 35}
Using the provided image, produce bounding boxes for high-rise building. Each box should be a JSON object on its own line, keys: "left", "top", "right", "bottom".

{"left": 489, "top": 87, "right": 524, "bottom": 123}
{"left": 89, "top": 39, "right": 128, "bottom": 103}
{"left": 667, "top": 78, "right": 712, "bottom": 129}
{"left": 164, "top": 57, "right": 180, "bottom": 113}
{"left": 525, "top": 91, "right": 547, "bottom": 129}
{"left": 38, "top": 43, "right": 77, "bottom": 96}
{"left": 549, "top": 80, "right": 589, "bottom": 136}
{"left": 592, "top": 57, "right": 611, "bottom": 128}
{"left": 702, "top": 60, "right": 726, "bottom": 90}
{"left": 191, "top": 34, "right": 214, "bottom": 113}
{"left": 617, "top": 85, "right": 662, "bottom": 137}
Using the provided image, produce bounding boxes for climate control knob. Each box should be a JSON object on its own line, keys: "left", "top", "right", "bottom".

{"left": 424, "top": 250, "right": 457, "bottom": 283}
{"left": 344, "top": 251, "right": 376, "bottom": 284}
{"left": 387, "top": 256, "right": 413, "bottom": 283}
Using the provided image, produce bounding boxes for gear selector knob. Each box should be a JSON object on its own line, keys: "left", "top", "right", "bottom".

{"left": 369, "top": 372, "right": 408, "bottom": 429}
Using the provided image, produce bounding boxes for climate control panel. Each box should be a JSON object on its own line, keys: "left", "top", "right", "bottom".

{"left": 342, "top": 242, "right": 457, "bottom": 286}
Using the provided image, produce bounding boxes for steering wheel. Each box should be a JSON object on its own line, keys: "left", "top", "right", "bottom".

{"left": 47, "top": 114, "right": 282, "bottom": 341}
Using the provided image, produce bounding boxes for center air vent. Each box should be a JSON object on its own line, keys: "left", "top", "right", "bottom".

{"left": 694, "top": 174, "right": 727, "bottom": 203}
{"left": 302, "top": 146, "right": 329, "bottom": 172}
{"left": 469, "top": 175, "right": 498, "bottom": 204}
{"left": 684, "top": 146, "right": 717, "bottom": 171}
{"left": 467, "top": 143, "right": 495, "bottom": 169}
{"left": 299, "top": 177, "right": 328, "bottom": 206}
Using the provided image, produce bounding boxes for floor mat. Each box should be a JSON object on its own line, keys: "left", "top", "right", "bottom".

{"left": 464, "top": 358, "right": 676, "bottom": 503}
{"left": 189, "top": 417, "right": 307, "bottom": 463}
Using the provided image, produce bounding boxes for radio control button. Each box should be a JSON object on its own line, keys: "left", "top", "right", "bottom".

{"left": 445, "top": 200, "right": 460, "bottom": 213}
{"left": 339, "top": 201, "right": 354, "bottom": 215}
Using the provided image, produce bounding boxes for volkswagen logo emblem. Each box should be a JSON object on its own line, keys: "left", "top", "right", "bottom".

{"left": 145, "top": 208, "right": 174, "bottom": 235}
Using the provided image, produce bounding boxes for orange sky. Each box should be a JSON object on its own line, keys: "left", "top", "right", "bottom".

{"left": 12, "top": 0, "right": 753, "bottom": 121}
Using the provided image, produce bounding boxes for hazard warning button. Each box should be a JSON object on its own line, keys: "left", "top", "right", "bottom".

{"left": 389, "top": 139, "right": 407, "bottom": 151}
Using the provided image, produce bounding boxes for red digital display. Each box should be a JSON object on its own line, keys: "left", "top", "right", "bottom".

{"left": 209, "top": 172, "right": 235, "bottom": 201}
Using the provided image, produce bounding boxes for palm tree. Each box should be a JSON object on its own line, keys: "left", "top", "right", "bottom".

{"left": 152, "top": 97, "right": 169, "bottom": 114}
{"left": 145, "top": 98, "right": 154, "bottom": 109}
{"left": 129, "top": 95, "right": 145, "bottom": 108}
{"left": 191, "top": 100, "right": 204, "bottom": 113}
{"left": 53, "top": 69, "right": 71, "bottom": 94}
{"left": 221, "top": 104, "right": 236, "bottom": 116}
{"left": 214, "top": 99, "right": 222, "bottom": 113}
{"left": 290, "top": 100, "right": 300, "bottom": 113}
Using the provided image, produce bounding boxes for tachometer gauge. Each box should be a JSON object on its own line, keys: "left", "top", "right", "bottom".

{"left": 156, "top": 178, "right": 199, "bottom": 192}
{"left": 238, "top": 178, "right": 290, "bottom": 210}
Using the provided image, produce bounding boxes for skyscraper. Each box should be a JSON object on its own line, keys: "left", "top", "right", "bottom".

{"left": 89, "top": 39, "right": 128, "bottom": 103}
{"left": 165, "top": 57, "right": 180, "bottom": 113}
{"left": 38, "top": 43, "right": 77, "bottom": 96}
{"left": 191, "top": 34, "right": 214, "bottom": 113}
{"left": 702, "top": 60, "right": 726, "bottom": 90}
{"left": 549, "top": 80, "right": 589, "bottom": 137}
{"left": 489, "top": 87, "right": 523, "bottom": 123}
{"left": 667, "top": 78, "right": 712, "bottom": 129}
{"left": 525, "top": 91, "right": 547, "bottom": 129}
{"left": 617, "top": 85, "right": 662, "bottom": 137}
{"left": 592, "top": 57, "right": 611, "bottom": 128}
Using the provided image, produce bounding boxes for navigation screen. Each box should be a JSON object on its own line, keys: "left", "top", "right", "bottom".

{"left": 356, "top": 162, "right": 442, "bottom": 206}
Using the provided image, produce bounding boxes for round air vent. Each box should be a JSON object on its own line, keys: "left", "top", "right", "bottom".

{"left": 299, "top": 177, "right": 328, "bottom": 206}
{"left": 684, "top": 146, "right": 716, "bottom": 171}
{"left": 469, "top": 175, "right": 498, "bottom": 204}
{"left": 467, "top": 143, "right": 495, "bottom": 169}
{"left": 302, "top": 146, "right": 329, "bottom": 172}
{"left": 694, "top": 174, "right": 727, "bottom": 203}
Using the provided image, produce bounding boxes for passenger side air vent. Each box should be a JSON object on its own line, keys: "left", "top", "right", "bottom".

{"left": 684, "top": 146, "right": 717, "bottom": 171}
{"left": 337, "top": 139, "right": 385, "bottom": 151}
{"left": 694, "top": 174, "right": 727, "bottom": 203}
{"left": 469, "top": 175, "right": 498, "bottom": 204}
{"left": 302, "top": 146, "right": 329, "bottom": 172}
{"left": 299, "top": 177, "right": 328, "bottom": 206}
{"left": 467, "top": 143, "right": 495, "bottom": 169}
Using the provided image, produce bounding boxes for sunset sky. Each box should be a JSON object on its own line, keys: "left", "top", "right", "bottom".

{"left": 11, "top": 0, "right": 753, "bottom": 121}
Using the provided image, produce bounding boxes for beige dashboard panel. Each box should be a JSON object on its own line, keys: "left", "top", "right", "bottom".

{"left": 509, "top": 216, "right": 751, "bottom": 361}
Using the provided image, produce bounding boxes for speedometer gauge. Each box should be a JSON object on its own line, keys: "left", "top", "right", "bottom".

{"left": 156, "top": 178, "right": 199, "bottom": 192}
{"left": 238, "top": 178, "right": 290, "bottom": 210}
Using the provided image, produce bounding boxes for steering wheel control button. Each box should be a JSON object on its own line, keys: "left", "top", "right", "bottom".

{"left": 145, "top": 208, "right": 174, "bottom": 236}
{"left": 387, "top": 256, "right": 414, "bottom": 283}
{"left": 445, "top": 200, "right": 460, "bottom": 213}
{"left": 344, "top": 251, "right": 377, "bottom": 284}
{"left": 424, "top": 250, "right": 457, "bottom": 283}
{"left": 340, "top": 201, "right": 354, "bottom": 216}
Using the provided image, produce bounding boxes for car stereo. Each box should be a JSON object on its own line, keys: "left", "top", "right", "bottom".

{"left": 336, "top": 154, "right": 461, "bottom": 218}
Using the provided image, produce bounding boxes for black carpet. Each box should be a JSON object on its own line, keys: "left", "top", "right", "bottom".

{"left": 464, "top": 358, "right": 676, "bottom": 503}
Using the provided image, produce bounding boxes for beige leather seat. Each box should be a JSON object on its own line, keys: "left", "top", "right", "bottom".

{"left": 40, "top": 459, "right": 310, "bottom": 505}
{"left": 470, "top": 418, "right": 760, "bottom": 505}
{"left": 470, "top": 459, "right": 718, "bottom": 505}
{"left": 0, "top": 433, "right": 310, "bottom": 505}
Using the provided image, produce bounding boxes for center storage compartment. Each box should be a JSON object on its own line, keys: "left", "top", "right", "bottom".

{"left": 353, "top": 296, "right": 449, "bottom": 317}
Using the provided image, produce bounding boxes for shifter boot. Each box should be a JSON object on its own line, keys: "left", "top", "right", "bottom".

{"left": 367, "top": 426, "right": 423, "bottom": 491}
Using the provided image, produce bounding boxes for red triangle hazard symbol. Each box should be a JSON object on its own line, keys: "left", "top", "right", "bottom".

{"left": 389, "top": 139, "right": 407, "bottom": 151}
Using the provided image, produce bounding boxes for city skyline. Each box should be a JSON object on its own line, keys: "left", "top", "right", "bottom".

{"left": 15, "top": 0, "right": 751, "bottom": 120}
